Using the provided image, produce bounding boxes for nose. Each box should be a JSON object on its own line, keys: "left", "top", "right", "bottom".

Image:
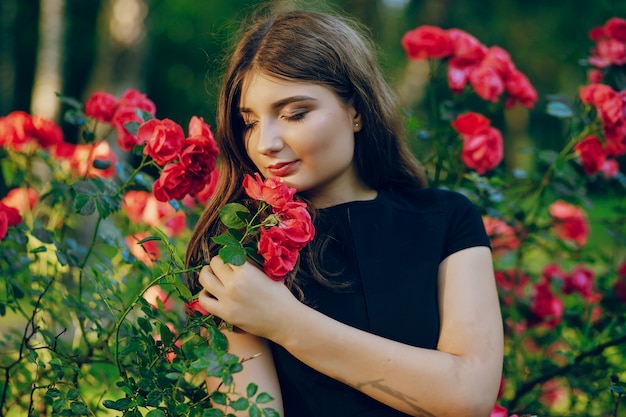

{"left": 255, "top": 119, "right": 284, "bottom": 154}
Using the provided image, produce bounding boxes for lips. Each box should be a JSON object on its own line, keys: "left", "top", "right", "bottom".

{"left": 267, "top": 161, "right": 299, "bottom": 177}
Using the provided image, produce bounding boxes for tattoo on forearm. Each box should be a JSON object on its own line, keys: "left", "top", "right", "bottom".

{"left": 339, "top": 377, "right": 436, "bottom": 417}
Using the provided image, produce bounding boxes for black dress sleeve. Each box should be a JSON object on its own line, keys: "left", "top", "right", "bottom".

{"left": 437, "top": 189, "right": 491, "bottom": 260}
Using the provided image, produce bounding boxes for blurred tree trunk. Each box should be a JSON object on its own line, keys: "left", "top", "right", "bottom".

{"left": 0, "top": 0, "right": 17, "bottom": 116}
{"left": 30, "top": 0, "right": 65, "bottom": 120}
{"left": 84, "top": 0, "right": 148, "bottom": 99}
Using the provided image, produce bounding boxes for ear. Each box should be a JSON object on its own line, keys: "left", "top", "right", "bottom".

{"left": 351, "top": 110, "right": 362, "bottom": 133}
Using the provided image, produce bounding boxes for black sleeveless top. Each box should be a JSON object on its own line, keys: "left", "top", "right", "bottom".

{"left": 269, "top": 188, "right": 490, "bottom": 416}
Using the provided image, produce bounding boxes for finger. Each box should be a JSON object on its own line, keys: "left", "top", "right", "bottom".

{"left": 198, "top": 265, "right": 225, "bottom": 298}
{"left": 209, "top": 255, "right": 234, "bottom": 274}
{"left": 197, "top": 290, "right": 221, "bottom": 317}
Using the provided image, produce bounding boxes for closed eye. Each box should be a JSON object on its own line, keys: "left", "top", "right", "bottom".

{"left": 284, "top": 111, "right": 307, "bottom": 122}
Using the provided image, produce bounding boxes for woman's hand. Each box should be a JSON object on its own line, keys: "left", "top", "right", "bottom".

{"left": 197, "top": 256, "right": 300, "bottom": 339}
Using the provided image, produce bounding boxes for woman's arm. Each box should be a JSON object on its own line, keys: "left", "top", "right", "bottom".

{"left": 199, "top": 246, "right": 503, "bottom": 417}
{"left": 205, "top": 329, "right": 284, "bottom": 416}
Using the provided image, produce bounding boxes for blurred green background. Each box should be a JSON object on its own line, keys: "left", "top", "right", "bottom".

{"left": 1, "top": 0, "right": 625, "bottom": 167}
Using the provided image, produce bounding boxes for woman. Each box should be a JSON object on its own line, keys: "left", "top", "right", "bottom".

{"left": 185, "top": 7, "right": 503, "bottom": 417}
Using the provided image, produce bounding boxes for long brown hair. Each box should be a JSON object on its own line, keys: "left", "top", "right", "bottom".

{"left": 185, "top": 6, "right": 427, "bottom": 294}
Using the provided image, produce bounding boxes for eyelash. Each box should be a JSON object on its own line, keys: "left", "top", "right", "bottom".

{"left": 242, "top": 111, "right": 307, "bottom": 131}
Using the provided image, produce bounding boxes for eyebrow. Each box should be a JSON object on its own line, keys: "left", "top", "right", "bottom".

{"left": 239, "top": 95, "right": 318, "bottom": 113}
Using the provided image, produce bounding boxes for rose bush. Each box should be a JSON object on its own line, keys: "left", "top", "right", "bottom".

{"left": 1, "top": 14, "right": 626, "bottom": 417}
{"left": 402, "top": 16, "right": 626, "bottom": 417}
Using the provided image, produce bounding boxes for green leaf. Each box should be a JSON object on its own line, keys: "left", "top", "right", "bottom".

{"left": 82, "top": 129, "right": 96, "bottom": 143}
{"left": 137, "top": 317, "right": 153, "bottom": 333}
{"left": 229, "top": 397, "right": 249, "bottom": 411}
{"left": 159, "top": 322, "right": 173, "bottom": 347}
{"left": 137, "top": 235, "right": 162, "bottom": 244}
{"left": 610, "top": 385, "right": 626, "bottom": 395}
{"left": 146, "top": 410, "right": 166, "bottom": 417}
{"left": 203, "top": 409, "right": 225, "bottom": 417}
{"left": 219, "top": 203, "right": 250, "bottom": 229}
{"left": 73, "top": 194, "right": 95, "bottom": 216}
{"left": 208, "top": 326, "right": 228, "bottom": 351}
{"left": 262, "top": 407, "right": 280, "bottom": 417}
{"left": 217, "top": 245, "right": 246, "bottom": 266}
{"left": 211, "top": 233, "right": 241, "bottom": 247}
{"left": 103, "top": 397, "right": 132, "bottom": 411}
{"left": 249, "top": 405, "right": 262, "bottom": 417}
{"left": 124, "top": 121, "right": 141, "bottom": 135}
{"left": 31, "top": 227, "right": 54, "bottom": 243}
{"left": 56, "top": 93, "right": 83, "bottom": 109}
{"left": 70, "top": 401, "right": 89, "bottom": 415}
{"left": 255, "top": 392, "right": 274, "bottom": 404}
{"left": 210, "top": 391, "right": 227, "bottom": 406}
{"left": 246, "top": 383, "right": 258, "bottom": 398}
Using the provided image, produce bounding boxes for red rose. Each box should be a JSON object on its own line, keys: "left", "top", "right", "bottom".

{"left": 1, "top": 188, "right": 39, "bottom": 215}
{"left": 31, "top": 115, "right": 64, "bottom": 148}
{"left": 469, "top": 62, "right": 505, "bottom": 103}
{"left": 118, "top": 88, "right": 156, "bottom": 115}
{"left": 588, "top": 69, "right": 604, "bottom": 84}
{"left": 601, "top": 159, "right": 620, "bottom": 178}
{"left": 193, "top": 169, "right": 219, "bottom": 202}
{"left": 258, "top": 226, "right": 299, "bottom": 281}
{"left": 188, "top": 115, "right": 215, "bottom": 139}
{"left": 447, "top": 28, "right": 487, "bottom": 63}
{"left": 488, "top": 404, "right": 509, "bottom": 417}
{"left": 153, "top": 163, "right": 204, "bottom": 201}
{"left": 70, "top": 141, "right": 117, "bottom": 178}
{"left": 112, "top": 105, "right": 144, "bottom": 151}
{"left": 530, "top": 282, "right": 564, "bottom": 328}
{"left": 243, "top": 173, "right": 296, "bottom": 209}
{"left": 179, "top": 136, "right": 219, "bottom": 178}
{"left": 579, "top": 83, "right": 617, "bottom": 106}
{"left": 84, "top": 91, "right": 119, "bottom": 122}
{"left": 548, "top": 200, "right": 590, "bottom": 247}
{"left": 482, "top": 46, "right": 516, "bottom": 79}
{"left": 482, "top": 215, "right": 520, "bottom": 257}
{"left": 598, "top": 95, "right": 624, "bottom": 126}
{"left": 447, "top": 57, "right": 474, "bottom": 93}
{"left": 0, "top": 202, "right": 23, "bottom": 241}
{"left": 504, "top": 70, "right": 538, "bottom": 109}
{"left": 460, "top": 126, "right": 504, "bottom": 175}
{"left": 451, "top": 112, "right": 491, "bottom": 135}
{"left": 401, "top": 25, "right": 452, "bottom": 60}
{"left": 138, "top": 118, "right": 185, "bottom": 166}
{"left": 126, "top": 232, "right": 160, "bottom": 266}
{"left": 495, "top": 269, "right": 529, "bottom": 306}
{"left": 277, "top": 201, "right": 315, "bottom": 250}
{"left": 574, "top": 135, "right": 607, "bottom": 175}
{"left": 605, "top": 17, "right": 626, "bottom": 42}
{"left": 563, "top": 265, "right": 595, "bottom": 299}
{"left": 186, "top": 299, "right": 210, "bottom": 316}
{"left": 122, "top": 190, "right": 151, "bottom": 223}
{"left": 614, "top": 262, "right": 626, "bottom": 302}
{"left": 542, "top": 263, "right": 568, "bottom": 284}
{"left": 589, "top": 38, "right": 626, "bottom": 68}
{"left": 0, "top": 111, "right": 34, "bottom": 150}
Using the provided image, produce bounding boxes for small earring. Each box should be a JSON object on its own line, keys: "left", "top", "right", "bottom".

{"left": 354, "top": 123, "right": 359, "bottom": 128}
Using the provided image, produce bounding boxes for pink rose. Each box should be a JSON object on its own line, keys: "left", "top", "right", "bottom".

{"left": 122, "top": 190, "right": 151, "bottom": 224}
{"left": 601, "top": 159, "right": 620, "bottom": 178}
{"left": 0, "top": 111, "right": 34, "bottom": 150}
{"left": 447, "top": 57, "right": 474, "bottom": 93}
{"left": 139, "top": 118, "right": 186, "bottom": 166}
{"left": 548, "top": 200, "right": 590, "bottom": 247}
{"left": 188, "top": 115, "right": 215, "bottom": 139}
{"left": 84, "top": 91, "right": 119, "bottom": 122}
{"left": 563, "top": 265, "right": 595, "bottom": 300}
{"left": 488, "top": 404, "right": 509, "bottom": 417}
{"left": 579, "top": 83, "right": 617, "bottom": 106}
{"left": 70, "top": 141, "right": 117, "bottom": 178}
{"left": 495, "top": 269, "right": 529, "bottom": 306}
{"left": 401, "top": 25, "right": 452, "bottom": 60}
{"left": 482, "top": 46, "right": 516, "bottom": 79}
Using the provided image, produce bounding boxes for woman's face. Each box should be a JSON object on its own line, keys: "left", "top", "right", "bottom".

{"left": 239, "top": 72, "right": 372, "bottom": 207}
